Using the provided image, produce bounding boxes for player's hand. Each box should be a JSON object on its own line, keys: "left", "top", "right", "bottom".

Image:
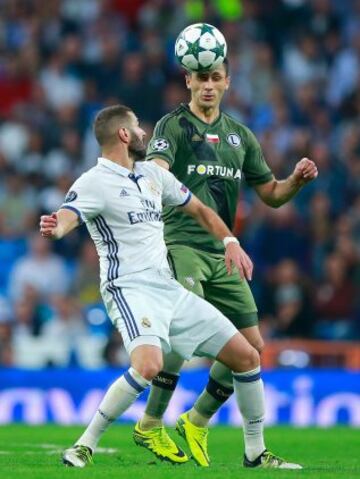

{"left": 39, "top": 212, "right": 59, "bottom": 239}
{"left": 292, "top": 158, "right": 318, "bottom": 186}
{"left": 225, "top": 242, "right": 253, "bottom": 280}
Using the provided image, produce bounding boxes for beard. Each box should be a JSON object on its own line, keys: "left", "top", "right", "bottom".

{"left": 128, "top": 133, "right": 146, "bottom": 162}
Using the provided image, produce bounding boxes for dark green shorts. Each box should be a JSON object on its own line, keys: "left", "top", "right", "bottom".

{"left": 167, "top": 244, "right": 258, "bottom": 329}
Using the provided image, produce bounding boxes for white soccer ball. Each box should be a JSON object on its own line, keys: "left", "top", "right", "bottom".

{"left": 175, "top": 23, "right": 227, "bottom": 72}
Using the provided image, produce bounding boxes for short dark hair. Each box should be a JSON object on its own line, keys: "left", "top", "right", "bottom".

{"left": 185, "top": 57, "right": 230, "bottom": 77}
{"left": 222, "top": 57, "right": 230, "bottom": 76}
{"left": 93, "top": 105, "right": 133, "bottom": 147}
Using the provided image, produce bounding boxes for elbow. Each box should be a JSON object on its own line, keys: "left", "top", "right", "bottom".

{"left": 262, "top": 197, "right": 282, "bottom": 208}
{"left": 270, "top": 200, "right": 283, "bottom": 209}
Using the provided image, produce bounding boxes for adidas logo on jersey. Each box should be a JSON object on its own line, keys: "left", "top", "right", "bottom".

{"left": 119, "top": 189, "right": 130, "bottom": 197}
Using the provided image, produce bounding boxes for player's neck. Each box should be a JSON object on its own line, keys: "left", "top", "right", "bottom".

{"left": 189, "top": 101, "right": 220, "bottom": 124}
{"left": 102, "top": 150, "right": 135, "bottom": 172}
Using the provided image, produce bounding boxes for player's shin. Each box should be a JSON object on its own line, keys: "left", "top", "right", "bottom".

{"left": 232, "top": 366, "right": 266, "bottom": 461}
{"left": 189, "top": 361, "right": 234, "bottom": 427}
{"left": 140, "top": 371, "right": 180, "bottom": 429}
{"left": 140, "top": 351, "right": 183, "bottom": 430}
{"left": 76, "top": 368, "right": 150, "bottom": 451}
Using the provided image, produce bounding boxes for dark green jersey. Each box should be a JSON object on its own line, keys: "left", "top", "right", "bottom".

{"left": 146, "top": 103, "right": 273, "bottom": 253}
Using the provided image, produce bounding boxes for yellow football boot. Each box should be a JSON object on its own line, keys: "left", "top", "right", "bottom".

{"left": 133, "top": 421, "right": 188, "bottom": 464}
{"left": 176, "top": 412, "right": 210, "bottom": 467}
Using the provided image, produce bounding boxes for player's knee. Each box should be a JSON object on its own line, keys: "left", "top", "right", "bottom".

{"left": 249, "top": 347, "right": 260, "bottom": 369}
{"left": 234, "top": 346, "right": 260, "bottom": 373}
{"left": 133, "top": 358, "right": 163, "bottom": 381}
{"left": 252, "top": 338, "right": 265, "bottom": 354}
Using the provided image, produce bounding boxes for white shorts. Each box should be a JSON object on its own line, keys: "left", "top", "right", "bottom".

{"left": 101, "top": 268, "right": 237, "bottom": 360}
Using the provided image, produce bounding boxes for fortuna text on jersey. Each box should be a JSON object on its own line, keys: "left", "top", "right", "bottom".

{"left": 187, "top": 164, "right": 242, "bottom": 179}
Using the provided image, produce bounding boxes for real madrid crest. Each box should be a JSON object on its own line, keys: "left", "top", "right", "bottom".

{"left": 227, "top": 133, "right": 241, "bottom": 148}
{"left": 147, "top": 180, "right": 161, "bottom": 196}
{"left": 141, "top": 317, "right": 152, "bottom": 328}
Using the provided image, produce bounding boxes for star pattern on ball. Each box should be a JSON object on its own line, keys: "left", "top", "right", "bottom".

{"left": 200, "top": 23, "right": 215, "bottom": 35}
{"left": 175, "top": 23, "right": 227, "bottom": 72}
{"left": 185, "top": 38, "right": 203, "bottom": 57}
{"left": 217, "top": 43, "right": 226, "bottom": 58}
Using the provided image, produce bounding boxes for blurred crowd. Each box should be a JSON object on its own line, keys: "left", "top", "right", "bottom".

{"left": 0, "top": 0, "right": 359, "bottom": 368}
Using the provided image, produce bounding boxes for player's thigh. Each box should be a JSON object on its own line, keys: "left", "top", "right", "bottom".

{"left": 167, "top": 244, "right": 209, "bottom": 296}
{"left": 216, "top": 332, "right": 260, "bottom": 373}
{"left": 170, "top": 289, "right": 238, "bottom": 361}
{"left": 101, "top": 275, "right": 174, "bottom": 356}
{"left": 203, "top": 261, "right": 258, "bottom": 329}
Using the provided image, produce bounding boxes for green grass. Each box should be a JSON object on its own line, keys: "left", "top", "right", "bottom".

{"left": 0, "top": 425, "right": 359, "bottom": 479}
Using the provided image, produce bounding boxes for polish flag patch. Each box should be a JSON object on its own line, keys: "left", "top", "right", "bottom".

{"left": 206, "top": 133, "right": 220, "bottom": 143}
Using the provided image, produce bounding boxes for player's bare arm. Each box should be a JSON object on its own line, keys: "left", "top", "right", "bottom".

{"left": 180, "top": 195, "right": 253, "bottom": 280}
{"left": 39, "top": 208, "right": 79, "bottom": 240}
{"left": 254, "top": 157, "right": 318, "bottom": 208}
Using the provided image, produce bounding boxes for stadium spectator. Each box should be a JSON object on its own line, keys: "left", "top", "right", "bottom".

{"left": 0, "top": 295, "right": 12, "bottom": 366}
{"left": 40, "top": 295, "right": 88, "bottom": 367}
{"left": 261, "top": 259, "right": 313, "bottom": 339}
{"left": 0, "top": 0, "right": 359, "bottom": 366}
{"left": 249, "top": 203, "right": 310, "bottom": 274}
{"left": 73, "top": 239, "right": 102, "bottom": 306}
{"left": 314, "top": 253, "right": 357, "bottom": 340}
{"left": 38, "top": 174, "right": 74, "bottom": 214}
{"left": 0, "top": 320, "right": 13, "bottom": 366}
{"left": 0, "top": 169, "right": 37, "bottom": 238}
{"left": 8, "top": 232, "right": 70, "bottom": 302}
{"left": 39, "top": 50, "right": 84, "bottom": 111}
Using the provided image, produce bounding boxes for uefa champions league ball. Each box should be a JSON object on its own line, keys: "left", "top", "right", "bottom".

{"left": 175, "top": 23, "right": 227, "bottom": 72}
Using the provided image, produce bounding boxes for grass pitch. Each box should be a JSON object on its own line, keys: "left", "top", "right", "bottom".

{"left": 0, "top": 425, "right": 358, "bottom": 479}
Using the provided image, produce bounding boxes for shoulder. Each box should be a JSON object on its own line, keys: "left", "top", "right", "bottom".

{"left": 221, "top": 111, "right": 251, "bottom": 134}
{"left": 65, "top": 167, "right": 103, "bottom": 203}
{"left": 137, "top": 160, "right": 163, "bottom": 178}
{"left": 73, "top": 165, "right": 102, "bottom": 187}
{"left": 154, "top": 106, "right": 185, "bottom": 135}
{"left": 222, "top": 113, "right": 259, "bottom": 147}
{"left": 138, "top": 160, "right": 172, "bottom": 185}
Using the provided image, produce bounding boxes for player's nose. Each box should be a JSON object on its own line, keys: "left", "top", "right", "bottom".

{"left": 204, "top": 81, "right": 214, "bottom": 91}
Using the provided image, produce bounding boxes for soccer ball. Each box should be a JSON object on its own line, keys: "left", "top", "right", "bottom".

{"left": 175, "top": 23, "right": 227, "bottom": 72}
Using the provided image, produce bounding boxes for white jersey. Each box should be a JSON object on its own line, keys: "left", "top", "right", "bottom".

{"left": 60, "top": 157, "right": 191, "bottom": 287}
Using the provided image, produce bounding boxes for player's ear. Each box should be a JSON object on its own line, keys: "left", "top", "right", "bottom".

{"left": 225, "top": 76, "right": 230, "bottom": 90}
{"left": 118, "top": 127, "right": 130, "bottom": 144}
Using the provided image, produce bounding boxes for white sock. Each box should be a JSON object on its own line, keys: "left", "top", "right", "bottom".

{"left": 76, "top": 368, "right": 150, "bottom": 451}
{"left": 233, "top": 366, "right": 266, "bottom": 461}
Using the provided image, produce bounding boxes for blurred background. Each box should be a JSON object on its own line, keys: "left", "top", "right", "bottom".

{"left": 0, "top": 0, "right": 359, "bottom": 426}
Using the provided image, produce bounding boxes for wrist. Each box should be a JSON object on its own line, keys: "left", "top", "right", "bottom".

{"left": 53, "top": 225, "right": 64, "bottom": 240}
{"left": 223, "top": 236, "right": 239, "bottom": 248}
{"left": 289, "top": 173, "right": 304, "bottom": 189}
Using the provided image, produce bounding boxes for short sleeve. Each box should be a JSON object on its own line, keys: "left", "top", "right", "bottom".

{"left": 151, "top": 163, "right": 192, "bottom": 207}
{"left": 242, "top": 128, "right": 274, "bottom": 186}
{"left": 146, "top": 115, "right": 178, "bottom": 167}
{"left": 59, "top": 173, "right": 104, "bottom": 223}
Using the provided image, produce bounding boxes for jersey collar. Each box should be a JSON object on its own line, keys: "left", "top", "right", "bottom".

{"left": 98, "top": 157, "right": 133, "bottom": 176}
{"left": 181, "top": 103, "right": 223, "bottom": 127}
